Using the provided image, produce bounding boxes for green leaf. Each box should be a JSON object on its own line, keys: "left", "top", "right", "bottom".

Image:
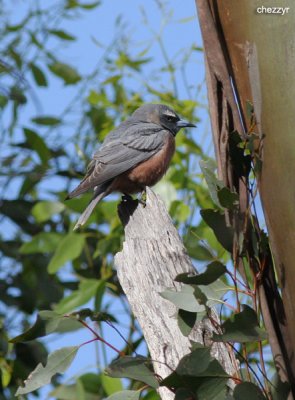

{"left": 10, "top": 86, "right": 27, "bottom": 104}
{"left": 30, "top": 63, "right": 48, "bottom": 86}
{"left": 68, "top": 307, "right": 115, "bottom": 323}
{"left": 92, "top": 311, "right": 117, "bottom": 323}
{"left": 176, "top": 347, "right": 228, "bottom": 378}
{"left": 10, "top": 311, "right": 81, "bottom": 343}
{"left": 101, "top": 374, "right": 123, "bottom": 396}
{"left": 116, "top": 52, "right": 151, "bottom": 71}
{"left": 198, "top": 279, "right": 230, "bottom": 307}
{"left": 30, "top": 32, "right": 44, "bottom": 49}
{"left": 229, "top": 131, "right": 251, "bottom": 179}
{"left": 65, "top": 0, "right": 79, "bottom": 8}
{"left": 48, "top": 233, "right": 85, "bottom": 274}
{"left": 9, "top": 48, "right": 22, "bottom": 68}
{"left": 144, "top": 390, "right": 160, "bottom": 400}
{"left": 79, "top": 1, "right": 101, "bottom": 9}
{"left": 31, "top": 116, "right": 61, "bottom": 126}
{"left": 160, "top": 285, "right": 206, "bottom": 313}
{"left": 79, "top": 372, "right": 102, "bottom": 394}
{"left": 184, "top": 233, "right": 214, "bottom": 261}
{"left": 246, "top": 100, "right": 254, "bottom": 120}
{"left": 199, "top": 159, "right": 224, "bottom": 208}
{"left": 54, "top": 279, "right": 104, "bottom": 314}
{"left": 270, "top": 372, "right": 290, "bottom": 400}
{"left": 18, "top": 173, "right": 42, "bottom": 198}
{"left": 233, "top": 382, "right": 266, "bottom": 400}
{"left": 95, "top": 279, "right": 107, "bottom": 310}
{"left": 48, "top": 62, "right": 81, "bottom": 85}
{"left": 48, "top": 29, "right": 76, "bottom": 41}
{"left": 0, "top": 94, "right": 8, "bottom": 108}
{"left": 87, "top": 89, "right": 101, "bottom": 105}
{"left": 159, "top": 371, "right": 185, "bottom": 390}
{"left": 106, "top": 390, "right": 140, "bottom": 400}
{"left": 16, "top": 346, "right": 79, "bottom": 395}
{"left": 76, "top": 377, "right": 89, "bottom": 398}
{"left": 175, "top": 388, "right": 194, "bottom": 400}
{"left": 48, "top": 383, "right": 80, "bottom": 400}
{"left": 32, "top": 201, "right": 65, "bottom": 223}
{"left": 183, "top": 136, "right": 202, "bottom": 155}
{"left": 50, "top": 373, "right": 101, "bottom": 398}
{"left": 0, "top": 199, "right": 37, "bottom": 234}
{"left": 196, "top": 377, "right": 228, "bottom": 400}
{"left": 192, "top": 285, "right": 208, "bottom": 307}
{"left": 177, "top": 309, "right": 197, "bottom": 337}
{"left": 23, "top": 128, "right": 51, "bottom": 164}
{"left": 170, "top": 200, "right": 191, "bottom": 223}
{"left": 176, "top": 261, "right": 226, "bottom": 285}
{"left": 213, "top": 305, "right": 268, "bottom": 343}
{"left": 6, "top": 21, "right": 26, "bottom": 32}
{"left": 200, "top": 209, "right": 234, "bottom": 253}
{"left": 86, "top": 106, "right": 112, "bottom": 134}
{"left": 217, "top": 187, "right": 239, "bottom": 210}
{"left": 178, "top": 16, "right": 195, "bottom": 23}
{"left": 105, "top": 356, "right": 159, "bottom": 389}
{"left": 161, "top": 346, "right": 229, "bottom": 392}
{"left": 19, "top": 232, "right": 63, "bottom": 254}
{"left": 103, "top": 75, "right": 122, "bottom": 85}
{"left": 253, "top": 155, "right": 262, "bottom": 175}
{"left": 153, "top": 179, "right": 177, "bottom": 208}
{"left": 0, "top": 361, "right": 11, "bottom": 388}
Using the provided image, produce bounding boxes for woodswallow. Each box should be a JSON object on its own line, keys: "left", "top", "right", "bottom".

{"left": 67, "top": 103, "right": 196, "bottom": 229}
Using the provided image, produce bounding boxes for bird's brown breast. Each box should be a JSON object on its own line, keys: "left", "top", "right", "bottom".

{"left": 111, "top": 132, "right": 175, "bottom": 194}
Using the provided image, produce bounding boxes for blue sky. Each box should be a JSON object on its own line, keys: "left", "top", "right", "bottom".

{"left": 3, "top": 0, "right": 212, "bottom": 204}
{"left": 5, "top": 0, "right": 207, "bottom": 124}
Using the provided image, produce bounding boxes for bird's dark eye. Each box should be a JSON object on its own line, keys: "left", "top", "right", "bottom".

{"left": 166, "top": 115, "right": 176, "bottom": 122}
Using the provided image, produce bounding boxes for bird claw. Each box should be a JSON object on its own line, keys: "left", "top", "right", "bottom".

{"left": 122, "top": 194, "right": 134, "bottom": 202}
{"left": 139, "top": 188, "right": 147, "bottom": 207}
{"left": 122, "top": 191, "right": 146, "bottom": 207}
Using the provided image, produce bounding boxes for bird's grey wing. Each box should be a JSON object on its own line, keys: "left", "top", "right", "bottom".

{"left": 68, "top": 123, "right": 166, "bottom": 198}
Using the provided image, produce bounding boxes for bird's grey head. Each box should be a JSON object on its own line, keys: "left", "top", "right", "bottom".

{"left": 131, "top": 104, "right": 196, "bottom": 136}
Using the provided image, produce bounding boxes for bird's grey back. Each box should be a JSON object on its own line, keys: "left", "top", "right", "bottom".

{"left": 87, "top": 121, "right": 167, "bottom": 188}
{"left": 68, "top": 104, "right": 174, "bottom": 199}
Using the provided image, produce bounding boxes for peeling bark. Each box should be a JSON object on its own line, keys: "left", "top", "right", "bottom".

{"left": 195, "top": 0, "right": 294, "bottom": 390}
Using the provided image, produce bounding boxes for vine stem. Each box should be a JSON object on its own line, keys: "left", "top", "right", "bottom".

{"left": 228, "top": 343, "right": 269, "bottom": 398}
{"left": 106, "top": 320, "right": 135, "bottom": 354}
{"left": 77, "top": 318, "right": 125, "bottom": 356}
{"left": 251, "top": 264, "right": 271, "bottom": 398}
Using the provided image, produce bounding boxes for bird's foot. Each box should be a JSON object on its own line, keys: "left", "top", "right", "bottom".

{"left": 138, "top": 188, "right": 147, "bottom": 207}
{"left": 122, "top": 193, "right": 134, "bottom": 202}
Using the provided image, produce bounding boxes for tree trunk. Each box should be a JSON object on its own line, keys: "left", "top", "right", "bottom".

{"left": 195, "top": 0, "right": 295, "bottom": 391}
{"left": 114, "top": 188, "right": 237, "bottom": 400}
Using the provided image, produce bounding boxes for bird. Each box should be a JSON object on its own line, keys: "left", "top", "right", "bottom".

{"left": 67, "top": 103, "right": 196, "bottom": 229}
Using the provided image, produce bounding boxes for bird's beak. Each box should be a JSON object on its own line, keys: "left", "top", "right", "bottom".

{"left": 176, "top": 119, "right": 196, "bottom": 128}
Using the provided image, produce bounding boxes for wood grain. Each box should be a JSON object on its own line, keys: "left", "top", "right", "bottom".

{"left": 115, "top": 188, "right": 237, "bottom": 400}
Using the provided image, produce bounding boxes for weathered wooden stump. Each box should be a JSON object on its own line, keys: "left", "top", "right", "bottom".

{"left": 115, "top": 188, "right": 236, "bottom": 399}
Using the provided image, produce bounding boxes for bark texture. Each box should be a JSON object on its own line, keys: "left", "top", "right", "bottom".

{"left": 195, "top": 0, "right": 294, "bottom": 391}
{"left": 114, "top": 189, "right": 237, "bottom": 400}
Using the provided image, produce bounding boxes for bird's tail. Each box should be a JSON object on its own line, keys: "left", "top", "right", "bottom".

{"left": 66, "top": 177, "right": 91, "bottom": 200}
{"left": 73, "top": 184, "right": 112, "bottom": 230}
